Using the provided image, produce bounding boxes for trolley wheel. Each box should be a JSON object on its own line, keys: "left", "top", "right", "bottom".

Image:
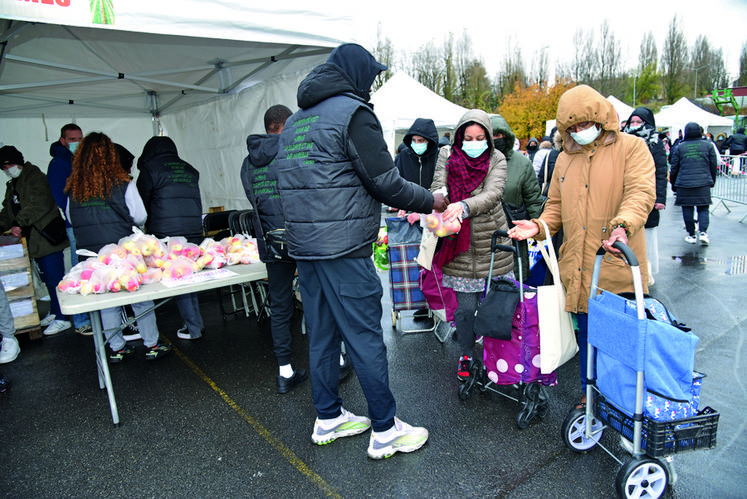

{"left": 391, "top": 310, "right": 397, "bottom": 328}
{"left": 537, "top": 400, "right": 550, "bottom": 418}
{"left": 615, "top": 457, "right": 668, "bottom": 499}
{"left": 561, "top": 407, "right": 603, "bottom": 452}
{"left": 523, "top": 382, "right": 541, "bottom": 401}
{"left": 516, "top": 406, "right": 533, "bottom": 429}
{"left": 458, "top": 372, "right": 476, "bottom": 400}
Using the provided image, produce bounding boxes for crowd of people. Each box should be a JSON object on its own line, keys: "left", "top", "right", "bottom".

{"left": 0, "top": 42, "right": 736, "bottom": 460}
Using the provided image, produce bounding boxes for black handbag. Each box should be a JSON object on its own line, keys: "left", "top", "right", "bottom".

{"left": 264, "top": 228, "right": 292, "bottom": 262}
{"left": 35, "top": 214, "right": 68, "bottom": 246}
{"left": 473, "top": 278, "right": 520, "bottom": 340}
{"left": 501, "top": 201, "right": 529, "bottom": 228}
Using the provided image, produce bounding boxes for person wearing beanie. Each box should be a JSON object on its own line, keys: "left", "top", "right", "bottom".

{"left": 275, "top": 43, "right": 446, "bottom": 459}
{"left": 0, "top": 145, "right": 72, "bottom": 336}
{"left": 669, "top": 122, "right": 718, "bottom": 245}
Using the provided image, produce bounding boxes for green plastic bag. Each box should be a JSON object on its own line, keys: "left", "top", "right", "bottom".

{"left": 373, "top": 226, "right": 389, "bottom": 271}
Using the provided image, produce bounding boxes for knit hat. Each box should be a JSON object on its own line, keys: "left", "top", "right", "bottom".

{"left": 0, "top": 145, "right": 23, "bottom": 167}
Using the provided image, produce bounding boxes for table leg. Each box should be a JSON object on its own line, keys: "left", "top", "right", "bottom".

{"left": 90, "top": 311, "right": 120, "bottom": 427}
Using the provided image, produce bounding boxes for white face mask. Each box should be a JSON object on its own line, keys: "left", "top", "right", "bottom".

{"left": 4, "top": 165, "right": 21, "bottom": 179}
{"left": 570, "top": 124, "right": 600, "bottom": 146}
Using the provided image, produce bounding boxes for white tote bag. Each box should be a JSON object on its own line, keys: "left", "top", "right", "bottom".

{"left": 536, "top": 220, "right": 578, "bottom": 374}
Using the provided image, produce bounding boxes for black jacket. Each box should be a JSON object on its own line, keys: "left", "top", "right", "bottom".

{"left": 394, "top": 118, "right": 439, "bottom": 189}
{"left": 69, "top": 182, "right": 133, "bottom": 254}
{"left": 136, "top": 137, "right": 203, "bottom": 243}
{"left": 241, "top": 133, "right": 285, "bottom": 262}
{"left": 625, "top": 107, "right": 668, "bottom": 228}
{"left": 275, "top": 48, "right": 433, "bottom": 260}
{"left": 669, "top": 123, "right": 718, "bottom": 191}
{"left": 722, "top": 129, "right": 747, "bottom": 155}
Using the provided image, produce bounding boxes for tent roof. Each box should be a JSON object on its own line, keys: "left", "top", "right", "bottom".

{"left": 607, "top": 95, "right": 634, "bottom": 122}
{"left": 371, "top": 72, "right": 468, "bottom": 131}
{"left": 0, "top": 2, "right": 354, "bottom": 118}
{"left": 655, "top": 97, "right": 734, "bottom": 133}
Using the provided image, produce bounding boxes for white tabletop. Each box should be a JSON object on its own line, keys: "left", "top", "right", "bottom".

{"left": 58, "top": 262, "right": 267, "bottom": 315}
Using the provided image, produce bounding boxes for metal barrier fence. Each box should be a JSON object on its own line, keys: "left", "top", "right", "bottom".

{"left": 713, "top": 155, "right": 747, "bottom": 222}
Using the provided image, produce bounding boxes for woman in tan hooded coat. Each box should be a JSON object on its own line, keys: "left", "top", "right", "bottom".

{"left": 430, "top": 109, "right": 512, "bottom": 380}
{"left": 509, "top": 85, "right": 655, "bottom": 399}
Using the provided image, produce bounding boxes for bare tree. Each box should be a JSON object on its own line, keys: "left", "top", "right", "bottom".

{"left": 531, "top": 46, "right": 550, "bottom": 88}
{"left": 454, "top": 30, "right": 473, "bottom": 103}
{"left": 570, "top": 28, "right": 597, "bottom": 84}
{"left": 495, "top": 37, "right": 527, "bottom": 103}
{"left": 442, "top": 33, "right": 456, "bottom": 102}
{"left": 412, "top": 40, "right": 444, "bottom": 94}
{"left": 597, "top": 20, "right": 623, "bottom": 96}
{"left": 661, "top": 15, "right": 688, "bottom": 104}
{"left": 372, "top": 24, "right": 394, "bottom": 91}
{"left": 739, "top": 42, "right": 747, "bottom": 86}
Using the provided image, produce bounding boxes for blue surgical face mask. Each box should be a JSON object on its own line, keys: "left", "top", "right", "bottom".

{"left": 570, "top": 125, "right": 600, "bottom": 146}
{"left": 411, "top": 142, "right": 427, "bottom": 155}
{"left": 69, "top": 141, "right": 80, "bottom": 154}
{"left": 462, "top": 140, "right": 488, "bottom": 158}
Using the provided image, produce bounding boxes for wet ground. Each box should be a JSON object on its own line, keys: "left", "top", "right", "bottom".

{"left": 1, "top": 194, "right": 745, "bottom": 498}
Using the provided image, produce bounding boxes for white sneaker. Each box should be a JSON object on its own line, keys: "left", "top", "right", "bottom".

{"left": 39, "top": 313, "right": 55, "bottom": 327}
{"left": 684, "top": 235, "right": 697, "bottom": 244}
{"left": 311, "top": 407, "right": 371, "bottom": 445}
{"left": 367, "top": 417, "right": 429, "bottom": 459}
{"left": 43, "top": 320, "right": 71, "bottom": 336}
{"left": 0, "top": 336, "right": 20, "bottom": 364}
{"left": 699, "top": 232, "right": 710, "bottom": 245}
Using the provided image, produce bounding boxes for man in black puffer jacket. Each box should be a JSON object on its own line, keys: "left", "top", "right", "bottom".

{"left": 137, "top": 136, "right": 205, "bottom": 340}
{"left": 275, "top": 43, "right": 446, "bottom": 459}
{"left": 669, "top": 122, "right": 718, "bottom": 245}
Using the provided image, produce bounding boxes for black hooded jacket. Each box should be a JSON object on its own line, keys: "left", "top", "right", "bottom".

{"left": 625, "top": 107, "right": 668, "bottom": 228}
{"left": 669, "top": 122, "right": 718, "bottom": 191}
{"left": 394, "top": 118, "right": 439, "bottom": 189}
{"left": 722, "top": 128, "right": 747, "bottom": 154}
{"left": 241, "top": 133, "right": 284, "bottom": 261}
{"left": 136, "top": 136, "right": 203, "bottom": 243}
{"left": 275, "top": 44, "right": 434, "bottom": 260}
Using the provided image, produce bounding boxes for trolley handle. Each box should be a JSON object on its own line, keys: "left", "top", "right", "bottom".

{"left": 595, "top": 240, "right": 639, "bottom": 267}
{"left": 491, "top": 230, "right": 518, "bottom": 255}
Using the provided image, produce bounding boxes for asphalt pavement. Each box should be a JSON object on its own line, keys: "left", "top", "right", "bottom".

{"left": 1, "top": 194, "right": 745, "bottom": 498}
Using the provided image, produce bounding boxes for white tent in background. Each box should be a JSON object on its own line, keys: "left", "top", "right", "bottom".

{"left": 655, "top": 97, "right": 734, "bottom": 138}
{"left": 0, "top": 0, "right": 355, "bottom": 209}
{"left": 370, "top": 72, "right": 469, "bottom": 155}
{"left": 607, "top": 95, "right": 635, "bottom": 122}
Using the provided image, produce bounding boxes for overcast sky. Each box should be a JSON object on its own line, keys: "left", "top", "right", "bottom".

{"left": 346, "top": 0, "right": 747, "bottom": 84}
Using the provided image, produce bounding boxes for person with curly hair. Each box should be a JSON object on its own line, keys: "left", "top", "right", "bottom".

{"left": 66, "top": 132, "right": 171, "bottom": 362}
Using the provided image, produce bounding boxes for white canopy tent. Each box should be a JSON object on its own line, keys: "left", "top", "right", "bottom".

{"left": 607, "top": 95, "right": 635, "bottom": 122}
{"left": 370, "top": 72, "right": 469, "bottom": 155}
{"left": 0, "top": 0, "right": 356, "bottom": 209}
{"left": 655, "top": 97, "right": 734, "bottom": 139}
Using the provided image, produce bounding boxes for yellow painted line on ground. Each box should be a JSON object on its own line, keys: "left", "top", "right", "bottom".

{"left": 165, "top": 340, "right": 342, "bottom": 499}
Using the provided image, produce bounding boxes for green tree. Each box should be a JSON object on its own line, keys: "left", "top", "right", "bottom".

{"left": 629, "top": 31, "right": 661, "bottom": 105}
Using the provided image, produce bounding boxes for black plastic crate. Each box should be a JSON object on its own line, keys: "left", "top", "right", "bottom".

{"left": 594, "top": 394, "right": 719, "bottom": 458}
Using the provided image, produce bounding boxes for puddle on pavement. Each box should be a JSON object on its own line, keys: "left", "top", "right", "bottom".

{"left": 671, "top": 254, "right": 747, "bottom": 274}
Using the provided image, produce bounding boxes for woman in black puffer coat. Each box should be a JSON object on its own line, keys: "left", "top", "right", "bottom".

{"left": 669, "top": 122, "right": 718, "bottom": 245}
